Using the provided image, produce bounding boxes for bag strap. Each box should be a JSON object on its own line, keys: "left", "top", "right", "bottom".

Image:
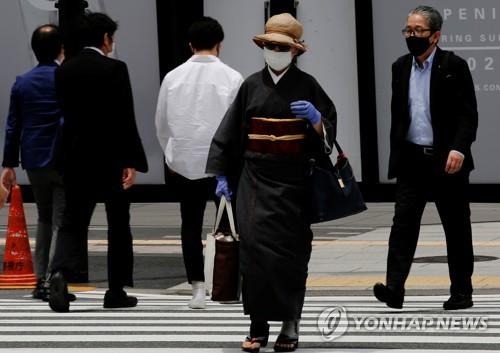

{"left": 333, "top": 140, "right": 343, "bottom": 154}
{"left": 333, "top": 140, "right": 347, "bottom": 159}
{"left": 213, "top": 195, "right": 239, "bottom": 241}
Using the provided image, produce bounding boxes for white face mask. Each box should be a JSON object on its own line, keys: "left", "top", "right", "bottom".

{"left": 263, "top": 47, "right": 292, "bottom": 71}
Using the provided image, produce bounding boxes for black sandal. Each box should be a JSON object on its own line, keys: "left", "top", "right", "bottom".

{"left": 273, "top": 333, "right": 299, "bottom": 352}
{"left": 241, "top": 335, "right": 268, "bottom": 353}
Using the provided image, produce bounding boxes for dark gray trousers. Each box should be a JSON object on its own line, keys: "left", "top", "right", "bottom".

{"left": 26, "top": 167, "right": 65, "bottom": 280}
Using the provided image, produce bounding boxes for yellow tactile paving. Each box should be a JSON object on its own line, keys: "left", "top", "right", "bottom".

{"left": 306, "top": 275, "right": 500, "bottom": 288}
{"left": 0, "top": 284, "right": 96, "bottom": 291}
{"left": 312, "top": 240, "right": 500, "bottom": 247}
{"left": 2, "top": 239, "right": 500, "bottom": 247}
{"left": 0, "top": 285, "right": 36, "bottom": 290}
{"left": 68, "top": 284, "right": 97, "bottom": 292}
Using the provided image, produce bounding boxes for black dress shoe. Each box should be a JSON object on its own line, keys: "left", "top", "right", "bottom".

{"left": 373, "top": 282, "right": 404, "bottom": 309}
{"left": 443, "top": 294, "right": 473, "bottom": 310}
{"left": 103, "top": 289, "right": 138, "bottom": 308}
{"left": 32, "top": 279, "right": 48, "bottom": 300}
{"left": 43, "top": 292, "right": 77, "bottom": 303}
{"left": 48, "top": 271, "right": 70, "bottom": 313}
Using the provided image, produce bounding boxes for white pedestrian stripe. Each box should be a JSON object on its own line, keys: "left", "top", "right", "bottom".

{"left": 0, "top": 291, "right": 498, "bottom": 351}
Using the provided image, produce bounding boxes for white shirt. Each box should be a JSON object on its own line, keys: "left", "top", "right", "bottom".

{"left": 84, "top": 46, "right": 105, "bottom": 56}
{"left": 155, "top": 55, "right": 243, "bottom": 180}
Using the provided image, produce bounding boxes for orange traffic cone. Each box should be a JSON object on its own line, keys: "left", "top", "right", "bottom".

{"left": 0, "top": 185, "right": 37, "bottom": 288}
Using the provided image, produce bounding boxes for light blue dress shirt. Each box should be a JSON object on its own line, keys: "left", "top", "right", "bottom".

{"left": 406, "top": 48, "right": 436, "bottom": 146}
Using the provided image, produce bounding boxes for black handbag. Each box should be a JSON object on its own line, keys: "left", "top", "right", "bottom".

{"left": 309, "top": 141, "right": 367, "bottom": 223}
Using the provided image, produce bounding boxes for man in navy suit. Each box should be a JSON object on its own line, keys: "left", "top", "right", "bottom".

{"left": 1, "top": 24, "right": 65, "bottom": 300}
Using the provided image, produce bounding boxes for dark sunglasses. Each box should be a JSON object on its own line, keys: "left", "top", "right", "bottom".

{"left": 264, "top": 43, "right": 291, "bottom": 52}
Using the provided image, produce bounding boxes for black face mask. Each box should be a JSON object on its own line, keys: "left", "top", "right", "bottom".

{"left": 406, "top": 35, "right": 432, "bottom": 57}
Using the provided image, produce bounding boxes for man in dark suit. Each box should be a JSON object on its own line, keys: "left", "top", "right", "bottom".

{"left": 48, "top": 12, "right": 148, "bottom": 312}
{"left": 374, "top": 6, "right": 478, "bottom": 310}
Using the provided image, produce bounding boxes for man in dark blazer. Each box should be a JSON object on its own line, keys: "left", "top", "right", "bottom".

{"left": 374, "top": 6, "right": 478, "bottom": 310}
{"left": 1, "top": 25, "right": 65, "bottom": 300}
{"left": 48, "top": 12, "right": 148, "bottom": 312}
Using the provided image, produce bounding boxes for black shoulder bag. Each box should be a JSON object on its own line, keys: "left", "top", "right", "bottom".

{"left": 309, "top": 140, "right": 367, "bottom": 223}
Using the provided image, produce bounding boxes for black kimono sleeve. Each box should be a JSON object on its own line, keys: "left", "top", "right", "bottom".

{"left": 309, "top": 76, "right": 337, "bottom": 155}
{"left": 206, "top": 81, "right": 248, "bottom": 180}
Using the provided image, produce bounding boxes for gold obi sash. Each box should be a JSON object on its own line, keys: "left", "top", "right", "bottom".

{"left": 247, "top": 117, "right": 307, "bottom": 154}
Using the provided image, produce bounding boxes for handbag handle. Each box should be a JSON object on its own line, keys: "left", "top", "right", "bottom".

{"left": 213, "top": 195, "right": 239, "bottom": 241}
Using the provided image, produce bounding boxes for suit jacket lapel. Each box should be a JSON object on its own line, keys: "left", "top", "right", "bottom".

{"left": 430, "top": 47, "right": 444, "bottom": 126}
{"left": 401, "top": 54, "right": 413, "bottom": 126}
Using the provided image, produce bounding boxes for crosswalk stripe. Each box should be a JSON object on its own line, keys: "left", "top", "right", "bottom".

{"left": 2, "top": 301, "right": 500, "bottom": 307}
{"left": 0, "top": 309, "right": 498, "bottom": 319}
{"left": 0, "top": 349, "right": 491, "bottom": 353}
{"left": 0, "top": 291, "right": 497, "bottom": 349}
{"left": 0, "top": 319, "right": 498, "bottom": 327}
{"left": 8, "top": 299, "right": 500, "bottom": 306}
{"left": 0, "top": 334, "right": 499, "bottom": 343}
{"left": 0, "top": 347, "right": 492, "bottom": 353}
{"left": 35, "top": 293, "right": 499, "bottom": 302}
{"left": 0, "top": 325, "right": 499, "bottom": 334}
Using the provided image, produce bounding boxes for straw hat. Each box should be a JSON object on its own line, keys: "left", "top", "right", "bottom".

{"left": 253, "top": 13, "right": 307, "bottom": 54}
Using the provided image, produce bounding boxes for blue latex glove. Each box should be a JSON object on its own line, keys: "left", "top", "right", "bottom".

{"left": 215, "top": 175, "right": 232, "bottom": 201}
{"left": 290, "top": 100, "right": 321, "bottom": 125}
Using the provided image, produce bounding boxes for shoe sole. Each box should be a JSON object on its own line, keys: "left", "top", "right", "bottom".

{"left": 103, "top": 304, "right": 138, "bottom": 308}
{"left": 48, "top": 275, "right": 69, "bottom": 313}
{"left": 189, "top": 304, "right": 206, "bottom": 309}
{"left": 373, "top": 284, "right": 403, "bottom": 309}
{"left": 43, "top": 294, "right": 77, "bottom": 303}
{"left": 273, "top": 341, "right": 298, "bottom": 352}
{"left": 189, "top": 300, "right": 206, "bottom": 309}
{"left": 103, "top": 300, "right": 138, "bottom": 309}
{"left": 443, "top": 301, "right": 474, "bottom": 310}
{"left": 32, "top": 292, "right": 46, "bottom": 300}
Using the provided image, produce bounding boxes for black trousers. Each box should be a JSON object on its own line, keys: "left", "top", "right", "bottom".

{"left": 387, "top": 146, "right": 474, "bottom": 296}
{"left": 51, "top": 168, "right": 133, "bottom": 290}
{"left": 169, "top": 173, "right": 218, "bottom": 284}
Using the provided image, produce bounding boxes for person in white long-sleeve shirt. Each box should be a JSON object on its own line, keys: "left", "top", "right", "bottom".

{"left": 155, "top": 16, "right": 243, "bottom": 309}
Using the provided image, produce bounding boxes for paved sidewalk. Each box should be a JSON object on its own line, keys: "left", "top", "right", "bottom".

{"left": 307, "top": 222, "right": 500, "bottom": 290}
{"left": 305, "top": 203, "right": 500, "bottom": 291}
{"left": 1, "top": 202, "right": 499, "bottom": 292}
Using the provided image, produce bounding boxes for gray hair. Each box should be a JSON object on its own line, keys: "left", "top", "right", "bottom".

{"left": 408, "top": 5, "right": 443, "bottom": 31}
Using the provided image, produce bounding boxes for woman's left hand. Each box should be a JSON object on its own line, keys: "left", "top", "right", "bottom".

{"left": 290, "top": 100, "right": 321, "bottom": 124}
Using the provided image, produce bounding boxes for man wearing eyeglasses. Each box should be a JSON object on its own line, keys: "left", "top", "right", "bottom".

{"left": 374, "top": 6, "right": 478, "bottom": 311}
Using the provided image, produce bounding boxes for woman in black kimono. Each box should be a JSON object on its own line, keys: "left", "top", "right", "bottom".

{"left": 206, "top": 13, "right": 336, "bottom": 353}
